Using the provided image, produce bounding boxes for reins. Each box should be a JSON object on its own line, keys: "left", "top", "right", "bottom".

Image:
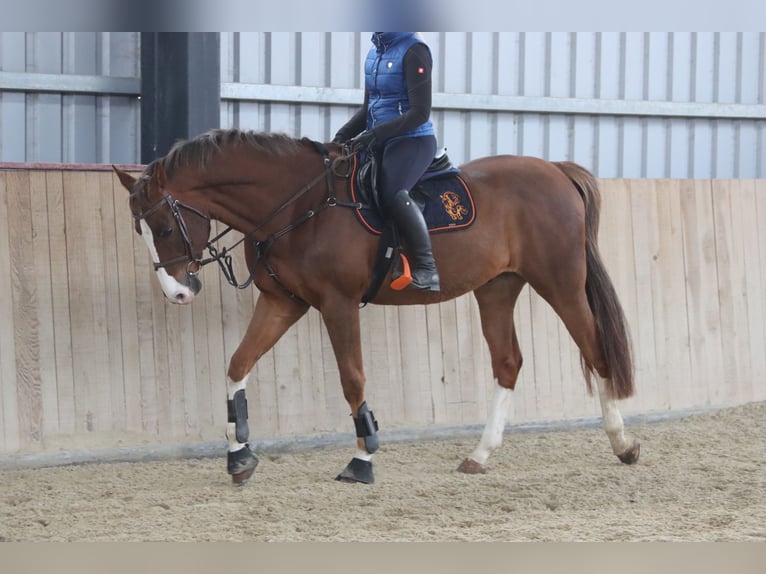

{"left": 199, "top": 142, "right": 360, "bottom": 290}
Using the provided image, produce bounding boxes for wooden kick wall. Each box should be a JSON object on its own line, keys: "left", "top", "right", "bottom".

{"left": 0, "top": 166, "right": 764, "bottom": 456}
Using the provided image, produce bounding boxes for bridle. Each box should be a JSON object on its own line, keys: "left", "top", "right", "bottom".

{"left": 133, "top": 141, "right": 362, "bottom": 291}
{"left": 132, "top": 191, "right": 210, "bottom": 275}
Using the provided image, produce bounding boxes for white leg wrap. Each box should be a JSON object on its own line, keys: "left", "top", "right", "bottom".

{"left": 353, "top": 449, "right": 373, "bottom": 462}
{"left": 468, "top": 386, "right": 513, "bottom": 466}
{"left": 596, "top": 376, "right": 632, "bottom": 455}
{"left": 227, "top": 376, "right": 249, "bottom": 453}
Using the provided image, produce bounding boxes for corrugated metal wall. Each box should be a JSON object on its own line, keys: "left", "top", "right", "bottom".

{"left": 0, "top": 32, "right": 140, "bottom": 164}
{"left": 221, "top": 32, "right": 766, "bottom": 178}
{"left": 2, "top": 32, "right": 765, "bottom": 178}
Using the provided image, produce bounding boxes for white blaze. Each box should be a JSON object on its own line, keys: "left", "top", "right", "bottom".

{"left": 139, "top": 220, "right": 195, "bottom": 304}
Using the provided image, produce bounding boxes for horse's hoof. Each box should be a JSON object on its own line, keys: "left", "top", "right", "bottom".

{"left": 617, "top": 439, "right": 641, "bottom": 465}
{"left": 335, "top": 457, "right": 374, "bottom": 484}
{"left": 227, "top": 445, "right": 259, "bottom": 485}
{"left": 456, "top": 458, "right": 486, "bottom": 474}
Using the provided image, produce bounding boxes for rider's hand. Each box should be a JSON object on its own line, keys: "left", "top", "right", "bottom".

{"left": 349, "top": 130, "right": 377, "bottom": 153}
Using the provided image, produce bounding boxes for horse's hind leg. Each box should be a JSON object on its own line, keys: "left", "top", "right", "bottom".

{"left": 596, "top": 375, "right": 640, "bottom": 463}
{"left": 546, "top": 292, "right": 640, "bottom": 464}
{"left": 225, "top": 290, "right": 309, "bottom": 484}
{"left": 458, "top": 273, "right": 526, "bottom": 474}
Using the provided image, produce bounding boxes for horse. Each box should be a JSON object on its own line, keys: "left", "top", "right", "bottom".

{"left": 112, "top": 128, "right": 640, "bottom": 485}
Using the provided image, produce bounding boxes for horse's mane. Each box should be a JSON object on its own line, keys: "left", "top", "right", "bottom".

{"left": 159, "top": 129, "right": 302, "bottom": 176}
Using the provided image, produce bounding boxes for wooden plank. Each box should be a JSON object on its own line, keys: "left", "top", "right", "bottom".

{"left": 679, "top": 180, "right": 724, "bottom": 409}
{"left": 305, "top": 307, "right": 332, "bottom": 432}
{"left": 363, "top": 305, "right": 396, "bottom": 425}
{"left": 110, "top": 170, "right": 143, "bottom": 433}
{"left": 44, "top": 171, "right": 75, "bottom": 435}
{"left": 99, "top": 171, "right": 127, "bottom": 432}
{"left": 747, "top": 179, "right": 766, "bottom": 401}
{"left": 7, "top": 171, "right": 42, "bottom": 449}
{"left": 643, "top": 179, "right": 672, "bottom": 413}
{"left": 274, "top": 313, "right": 304, "bottom": 435}
{"left": 163, "top": 301, "right": 190, "bottom": 439}
{"left": 754, "top": 180, "right": 766, "bottom": 401}
{"left": 438, "top": 299, "right": 463, "bottom": 422}
{"left": 63, "top": 171, "right": 112, "bottom": 434}
{"left": 175, "top": 304, "right": 198, "bottom": 437}
{"left": 730, "top": 179, "right": 762, "bottom": 403}
{"left": 711, "top": 180, "right": 747, "bottom": 406}
{"left": 0, "top": 173, "right": 20, "bottom": 451}
{"left": 187, "top": 270, "right": 213, "bottom": 436}
{"left": 398, "top": 305, "right": 432, "bottom": 425}
{"left": 654, "top": 179, "right": 693, "bottom": 410}
{"left": 425, "top": 301, "right": 447, "bottom": 424}
{"left": 383, "top": 305, "right": 404, "bottom": 424}
{"left": 29, "top": 171, "right": 59, "bottom": 440}
{"left": 628, "top": 179, "right": 662, "bottom": 412}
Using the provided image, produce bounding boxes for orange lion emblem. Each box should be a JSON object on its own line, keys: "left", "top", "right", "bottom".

{"left": 440, "top": 191, "right": 469, "bottom": 221}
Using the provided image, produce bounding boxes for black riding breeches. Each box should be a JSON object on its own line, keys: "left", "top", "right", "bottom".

{"left": 377, "top": 135, "right": 437, "bottom": 208}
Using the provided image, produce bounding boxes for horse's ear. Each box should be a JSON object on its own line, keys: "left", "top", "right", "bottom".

{"left": 112, "top": 165, "right": 137, "bottom": 192}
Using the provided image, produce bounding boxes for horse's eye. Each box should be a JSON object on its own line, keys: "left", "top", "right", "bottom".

{"left": 158, "top": 228, "right": 173, "bottom": 238}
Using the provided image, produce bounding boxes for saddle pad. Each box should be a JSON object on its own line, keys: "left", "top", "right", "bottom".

{"left": 349, "top": 154, "right": 476, "bottom": 235}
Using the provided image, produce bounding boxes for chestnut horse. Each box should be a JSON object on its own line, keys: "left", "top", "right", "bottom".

{"left": 113, "top": 129, "right": 640, "bottom": 485}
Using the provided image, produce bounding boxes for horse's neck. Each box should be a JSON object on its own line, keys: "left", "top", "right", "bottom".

{"left": 177, "top": 151, "right": 321, "bottom": 234}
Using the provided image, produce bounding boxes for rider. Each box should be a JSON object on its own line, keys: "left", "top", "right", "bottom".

{"left": 333, "top": 32, "right": 440, "bottom": 292}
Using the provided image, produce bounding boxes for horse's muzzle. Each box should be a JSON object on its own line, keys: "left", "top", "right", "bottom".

{"left": 184, "top": 272, "right": 202, "bottom": 295}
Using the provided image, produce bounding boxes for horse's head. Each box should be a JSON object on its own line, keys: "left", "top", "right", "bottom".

{"left": 113, "top": 163, "right": 210, "bottom": 305}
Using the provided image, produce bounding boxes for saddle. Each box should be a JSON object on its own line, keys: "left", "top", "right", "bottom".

{"left": 350, "top": 150, "right": 476, "bottom": 304}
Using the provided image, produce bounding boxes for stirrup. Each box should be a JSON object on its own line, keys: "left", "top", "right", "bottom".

{"left": 390, "top": 253, "right": 413, "bottom": 290}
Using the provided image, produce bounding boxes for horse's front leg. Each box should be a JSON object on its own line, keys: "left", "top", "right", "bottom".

{"left": 225, "top": 290, "right": 309, "bottom": 485}
{"left": 321, "top": 296, "right": 379, "bottom": 484}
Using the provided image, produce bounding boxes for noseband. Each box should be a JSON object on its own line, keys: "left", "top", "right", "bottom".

{"left": 133, "top": 192, "right": 210, "bottom": 274}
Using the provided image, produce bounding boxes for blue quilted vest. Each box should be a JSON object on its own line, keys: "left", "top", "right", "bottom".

{"left": 365, "top": 32, "right": 435, "bottom": 141}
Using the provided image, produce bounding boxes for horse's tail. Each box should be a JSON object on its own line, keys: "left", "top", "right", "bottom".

{"left": 553, "top": 161, "right": 635, "bottom": 400}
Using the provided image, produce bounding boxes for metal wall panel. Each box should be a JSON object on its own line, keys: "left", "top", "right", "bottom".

{"left": 221, "top": 32, "right": 765, "bottom": 179}
{"left": 1, "top": 32, "right": 764, "bottom": 177}
{"left": 0, "top": 32, "right": 140, "bottom": 164}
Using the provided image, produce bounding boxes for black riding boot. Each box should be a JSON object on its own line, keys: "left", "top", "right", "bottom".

{"left": 387, "top": 189, "right": 440, "bottom": 291}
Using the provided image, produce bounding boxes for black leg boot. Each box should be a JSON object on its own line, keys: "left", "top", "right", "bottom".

{"left": 386, "top": 189, "right": 440, "bottom": 291}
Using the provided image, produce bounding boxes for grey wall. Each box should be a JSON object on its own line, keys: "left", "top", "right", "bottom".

{"left": 2, "top": 32, "right": 764, "bottom": 178}
{"left": 0, "top": 32, "right": 140, "bottom": 164}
